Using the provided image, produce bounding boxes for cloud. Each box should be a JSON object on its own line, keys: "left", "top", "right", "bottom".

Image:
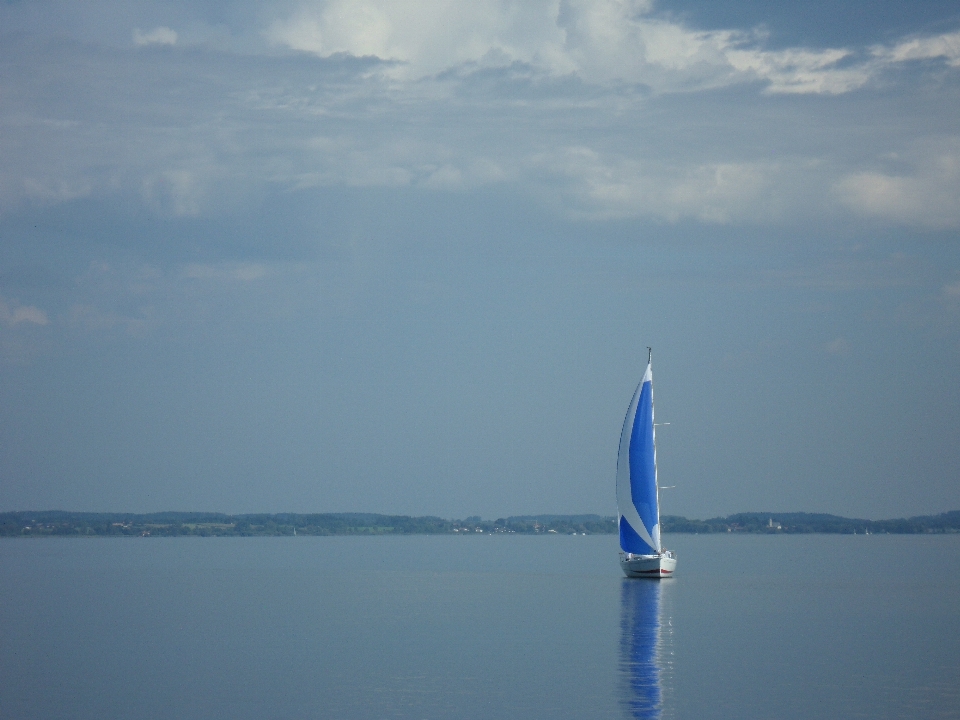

{"left": 56, "top": 260, "right": 317, "bottom": 339}
{"left": 725, "top": 46, "right": 867, "bottom": 95}
{"left": 140, "top": 170, "right": 204, "bottom": 217}
{"left": 21, "top": 177, "right": 94, "bottom": 204}
{"left": 2, "top": 4, "right": 960, "bottom": 232}
{"left": 878, "top": 30, "right": 960, "bottom": 66}
{"left": 0, "top": 296, "right": 49, "bottom": 326}
{"left": 266, "top": 0, "right": 570, "bottom": 79}
{"left": 535, "top": 147, "right": 792, "bottom": 222}
{"left": 835, "top": 138, "right": 960, "bottom": 228}
{"left": 265, "top": 1, "right": 960, "bottom": 94}
{"left": 133, "top": 27, "right": 178, "bottom": 47}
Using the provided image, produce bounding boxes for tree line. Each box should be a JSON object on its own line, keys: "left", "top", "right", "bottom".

{"left": 2, "top": 510, "right": 958, "bottom": 537}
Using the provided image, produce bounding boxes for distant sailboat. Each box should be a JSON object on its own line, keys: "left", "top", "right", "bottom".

{"left": 618, "top": 348, "right": 677, "bottom": 578}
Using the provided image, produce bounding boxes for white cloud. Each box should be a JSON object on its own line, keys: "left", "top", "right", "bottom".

{"left": 265, "top": 1, "right": 960, "bottom": 94}
{"left": 0, "top": 297, "right": 49, "bottom": 326}
{"left": 60, "top": 260, "right": 316, "bottom": 337}
{"left": 133, "top": 27, "right": 178, "bottom": 47}
{"left": 536, "top": 147, "right": 785, "bottom": 222}
{"left": 22, "top": 177, "right": 94, "bottom": 204}
{"left": 725, "top": 46, "right": 867, "bottom": 95}
{"left": 140, "top": 170, "right": 204, "bottom": 217}
{"left": 266, "top": 0, "right": 569, "bottom": 79}
{"left": 661, "top": 162, "right": 770, "bottom": 222}
{"left": 3, "top": 4, "right": 960, "bottom": 231}
{"left": 418, "top": 164, "right": 464, "bottom": 190}
{"left": 878, "top": 30, "right": 960, "bottom": 66}
{"left": 835, "top": 138, "right": 960, "bottom": 228}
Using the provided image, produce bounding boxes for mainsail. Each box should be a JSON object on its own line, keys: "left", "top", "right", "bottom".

{"left": 617, "top": 352, "right": 662, "bottom": 555}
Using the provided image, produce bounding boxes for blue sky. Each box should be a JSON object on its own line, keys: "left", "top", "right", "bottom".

{"left": 1, "top": 0, "right": 959, "bottom": 519}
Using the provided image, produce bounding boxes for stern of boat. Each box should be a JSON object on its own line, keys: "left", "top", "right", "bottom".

{"left": 620, "top": 551, "right": 676, "bottom": 579}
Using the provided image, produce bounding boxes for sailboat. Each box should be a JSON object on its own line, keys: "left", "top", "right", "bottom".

{"left": 618, "top": 348, "right": 677, "bottom": 578}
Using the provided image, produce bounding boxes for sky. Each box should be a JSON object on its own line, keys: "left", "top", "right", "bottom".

{"left": 1, "top": 0, "right": 960, "bottom": 520}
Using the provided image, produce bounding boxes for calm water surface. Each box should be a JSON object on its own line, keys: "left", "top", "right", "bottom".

{"left": 1, "top": 534, "right": 958, "bottom": 719}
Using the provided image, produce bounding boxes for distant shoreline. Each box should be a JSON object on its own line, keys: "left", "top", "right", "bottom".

{"left": 2, "top": 510, "right": 959, "bottom": 537}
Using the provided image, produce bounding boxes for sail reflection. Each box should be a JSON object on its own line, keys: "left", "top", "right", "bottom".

{"left": 619, "top": 579, "right": 672, "bottom": 719}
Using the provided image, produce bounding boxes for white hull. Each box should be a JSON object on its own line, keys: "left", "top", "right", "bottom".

{"left": 620, "top": 552, "right": 677, "bottom": 579}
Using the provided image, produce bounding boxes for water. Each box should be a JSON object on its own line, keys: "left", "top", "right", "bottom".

{"left": 1, "top": 534, "right": 958, "bottom": 719}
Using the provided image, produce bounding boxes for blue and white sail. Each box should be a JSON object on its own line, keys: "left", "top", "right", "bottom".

{"left": 617, "top": 356, "right": 662, "bottom": 555}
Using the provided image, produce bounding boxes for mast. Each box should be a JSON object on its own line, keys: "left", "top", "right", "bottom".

{"left": 648, "top": 347, "right": 661, "bottom": 553}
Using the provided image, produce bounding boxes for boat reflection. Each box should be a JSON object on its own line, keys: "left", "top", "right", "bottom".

{"left": 619, "top": 579, "right": 673, "bottom": 719}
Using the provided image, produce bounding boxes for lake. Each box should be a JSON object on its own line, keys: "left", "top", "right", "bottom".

{"left": 1, "top": 534, "right": 958, "bottom": 719}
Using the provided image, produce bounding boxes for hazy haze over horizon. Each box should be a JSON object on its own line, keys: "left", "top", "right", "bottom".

{"left": 2, "top": 0, "right": 960, "bottom": 520}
